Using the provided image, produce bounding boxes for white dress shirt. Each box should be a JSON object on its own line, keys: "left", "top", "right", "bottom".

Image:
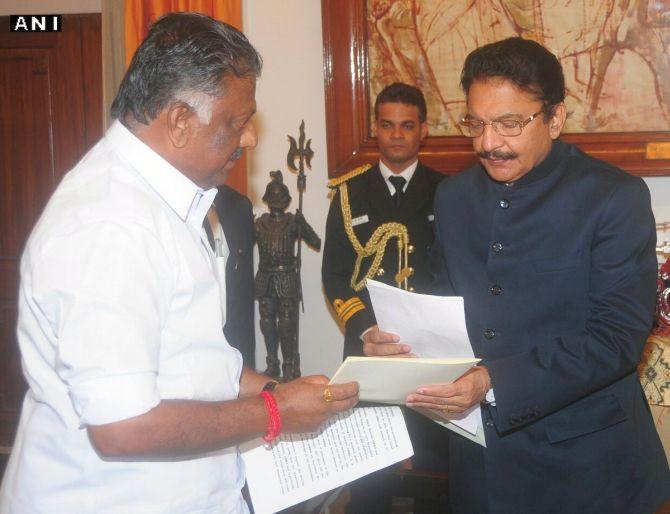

{"left": 0, "top": 121, "right": 247, "bottom": 514}
{"left": 378, "top": 159, "right": 418, "bottom": 194}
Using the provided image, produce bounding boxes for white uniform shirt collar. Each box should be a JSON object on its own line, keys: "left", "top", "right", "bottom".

{"left": 105, "top": 120, "right": 217, "bottom": 227}
{"left": 379, "top": 159, "right": 418, "bottom": 194}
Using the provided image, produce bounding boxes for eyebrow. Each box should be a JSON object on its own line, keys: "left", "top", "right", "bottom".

{"left": 378, "top": 119, "right": 417, "bottom": 124}
{"left": 464, "top": 112, "right": 525, "bottom": 121}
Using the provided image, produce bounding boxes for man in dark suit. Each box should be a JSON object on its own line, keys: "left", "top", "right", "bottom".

{"left": 322, "top": 83, "right": 446, "bottom": 513}
{"left": 211, "top": 184, "right": 256, "bottom": 367}
{"left": 366, "top": 38, "right": 670, "bottom": 514}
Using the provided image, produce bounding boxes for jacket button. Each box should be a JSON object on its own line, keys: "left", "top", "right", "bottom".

{"left": 490, "top": 284, "right": 502, "bottom": 295}
{"left": 491, "top": 242, "right": 503, "bottom": 253}
{"left": 377, "top": 268, "right": 385, "bottom": 276}
{"left": 485, "top": 419, "right": 494, "bottom": 428}
{"left": 484, "top": 328, "right": 495, "bottom": 339}
{"left": 499, "top": 199, "right": 509, "bottom": 209}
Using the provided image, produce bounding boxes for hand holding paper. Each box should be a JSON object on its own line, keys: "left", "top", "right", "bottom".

{"left": 365, "top": 279, "right": 487, "bottom": 446}
{"left": 406, "top": 366, "right": 492, "bottom": 414}
{"left": 361, "top": 326, "right": 411, "bottom": 357}
{"left": 329, "top": 356, "right": 480, "bottom": 404}
{"left": 269, "top": 375, "right": 359, "bottom": 433}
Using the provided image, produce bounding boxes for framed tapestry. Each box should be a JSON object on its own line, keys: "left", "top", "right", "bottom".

{"left": 322, "top": 0, "right": 670, "bottom": 177}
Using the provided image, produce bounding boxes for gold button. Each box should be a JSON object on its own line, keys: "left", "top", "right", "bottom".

{"left": 377, "top": 268, "right": 385, "bottom": 276}
{"left": 407, "top": 245, "right": 415, "bottom": 254}
{"left": 408, "top": 287, "right": 415, "bottom": 292}
{"left": 408, "top": 267, "right": 414, "bottom": 276}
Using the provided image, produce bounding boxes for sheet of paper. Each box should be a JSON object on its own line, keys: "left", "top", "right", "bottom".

{"left": 329, "top": 356, "right": 480, "bottom": 404}
{"left": 366, "top": 279, "right": 485, "bottom": 444}
{"left": 418, "top": 407, "right": 487, "bottom": 447}
{"left": 366, "top": 279, "right": 473, "bottom": 358}
{"left": 241, "top": 406, "right": 413, "bottom": 514}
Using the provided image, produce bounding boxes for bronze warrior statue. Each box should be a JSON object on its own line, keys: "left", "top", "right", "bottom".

{"left": 254, "top": 170, "right": 321, "bottom": 380}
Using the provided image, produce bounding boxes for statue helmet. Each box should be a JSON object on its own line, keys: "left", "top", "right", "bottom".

{"left": 263, "top": 170, "right": 292, "bottom": 206}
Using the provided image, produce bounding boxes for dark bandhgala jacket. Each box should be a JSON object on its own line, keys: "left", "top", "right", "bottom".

{"left": 432, "top": 140, "right": 670, "bottom": 514}
{"left": 214, "top": 185, "right": 256, "bottom": 368}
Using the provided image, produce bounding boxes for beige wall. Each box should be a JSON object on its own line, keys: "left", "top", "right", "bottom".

{"left": 243, "top": 0, "right": 344, "bottom": 376}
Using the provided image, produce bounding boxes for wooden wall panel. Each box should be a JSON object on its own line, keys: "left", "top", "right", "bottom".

{"left": 0, "top": 15, "right": 102, "bottom": 458}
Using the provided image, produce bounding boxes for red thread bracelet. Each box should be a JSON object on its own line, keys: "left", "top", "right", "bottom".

{"left": 260, "top": 390, "right": 281, "bottom": 443}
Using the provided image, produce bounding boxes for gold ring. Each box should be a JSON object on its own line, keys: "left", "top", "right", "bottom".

{"left": 443, "top": 406, "right": 450, "bottom": 415}
{"left": 323, "top": 387, "right": 334, "bottom": 403}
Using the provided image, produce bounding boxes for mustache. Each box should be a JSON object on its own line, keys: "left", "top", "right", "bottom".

{"left": 477, "top": 150, "right": 518, "bottom": 161}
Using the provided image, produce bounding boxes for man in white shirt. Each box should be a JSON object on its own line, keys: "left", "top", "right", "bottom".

{"left": 0, "top": 13, "right": 358, "bottom": 514}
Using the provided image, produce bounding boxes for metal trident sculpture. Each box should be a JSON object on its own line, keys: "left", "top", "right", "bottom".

{"left": 287, "top": 120, "right": 314, "bottom": 210}
{"left": 287, "top": 120, "right": 314, "bottom": 310}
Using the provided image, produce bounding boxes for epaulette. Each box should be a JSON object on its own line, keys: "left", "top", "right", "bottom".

{"left": 327, "top": 164, "right": 372, "bottom": 189}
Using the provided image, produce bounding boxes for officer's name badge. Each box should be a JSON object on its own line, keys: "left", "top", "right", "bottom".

{"left": 352, "top": 214, "right": 369, "bottom": 226}
{"left": 427, "top": 214, "right": 435, "bottom": 222}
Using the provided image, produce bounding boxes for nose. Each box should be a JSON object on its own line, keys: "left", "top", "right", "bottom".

{"left": 240, "top": 122, "right": 258, "bottom": 149}
{"left": 478, "top": 123, "right": 503, "bottom": 152}
{"left": 391, "top": 124, "right": 403, "bottom": 139}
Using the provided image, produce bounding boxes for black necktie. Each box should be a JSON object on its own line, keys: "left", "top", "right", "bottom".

{"left": 389, "top": 175, "right": 407, "bottom": 207}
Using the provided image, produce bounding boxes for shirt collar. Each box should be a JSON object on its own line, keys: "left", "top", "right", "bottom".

{"left": 379, "top": 159, "right": 418, "bottom": 192}
{"left": 105, "top": 120, "right": 216, "bottom": 225}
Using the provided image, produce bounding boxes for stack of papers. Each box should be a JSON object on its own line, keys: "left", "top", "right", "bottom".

{"left": 364, "top": 279, "right": 486, "bottom": 446}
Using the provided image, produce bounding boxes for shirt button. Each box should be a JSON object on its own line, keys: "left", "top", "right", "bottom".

{"left": 499, "top": 199, "right": 509, "bottom": 209}
{"left": 484, "top": 328, "right": 495, "bottom": 339}
{"left": 491, "top": 242, "right": 503, "bottom": 253}
{"left": 490, "top": 284, "right": 502, "bottom": 295}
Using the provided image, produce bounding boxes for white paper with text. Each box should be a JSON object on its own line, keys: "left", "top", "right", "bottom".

{"left": 241, "top": 406, "right": 413, "bottom": 514}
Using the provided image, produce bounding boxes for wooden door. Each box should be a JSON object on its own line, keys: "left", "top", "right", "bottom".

{"left": 0, "top": 14, "right": 102, "bottom": 472}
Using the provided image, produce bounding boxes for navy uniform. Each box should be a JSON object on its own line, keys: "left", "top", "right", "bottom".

{"left": 322, "top": 162, "right": 447, "bottom": 512}
{"left": 323, "top": 163, "right": 444, "bottom": 357}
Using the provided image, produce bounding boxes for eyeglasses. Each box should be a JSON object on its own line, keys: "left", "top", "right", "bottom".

{"left": 458, "top": 110, "right": 544, "bottom": 138}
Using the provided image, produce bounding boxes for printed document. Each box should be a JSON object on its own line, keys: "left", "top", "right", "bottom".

{"left": 366, "top": 279, "right": 486, "bottom": 446}
{"left": 241, "top": 406, "right": 413, "bottom": 514}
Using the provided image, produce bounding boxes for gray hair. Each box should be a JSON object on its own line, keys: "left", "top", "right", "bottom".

{"left": 111, "top": 12, "right": 262, "bottom": 125}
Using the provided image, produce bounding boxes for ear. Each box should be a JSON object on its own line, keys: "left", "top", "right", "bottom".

{"left": 420, "top": 121, "right": 429, "bottom": 140}
{"left": 548, "top": 103, "right": 566, "bottom": 139}
{"left": 166, "top": 102, "right": 196, "bottom": 149}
